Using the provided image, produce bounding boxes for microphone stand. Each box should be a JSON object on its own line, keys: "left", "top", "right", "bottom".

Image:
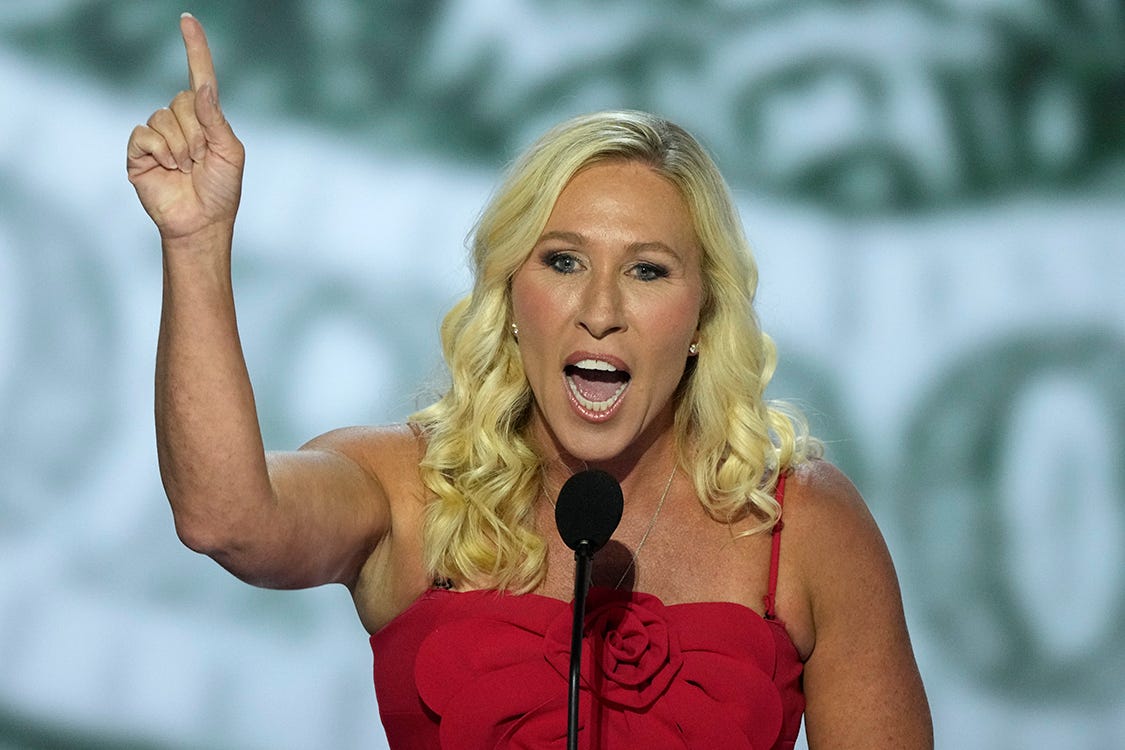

{"left": 567, "top": 540, "right": 594, "bottom": 750}
{"left": 554, "top": 468, "right": 622, "bottom": 750}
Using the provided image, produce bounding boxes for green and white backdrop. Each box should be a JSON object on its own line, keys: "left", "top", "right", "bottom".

{"left": 1, "top": 1, "right": 1122, "bottom": 748}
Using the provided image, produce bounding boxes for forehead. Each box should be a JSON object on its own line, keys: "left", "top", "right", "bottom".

{"left": 544, "top": 161, "right": 698, "bottom": 247}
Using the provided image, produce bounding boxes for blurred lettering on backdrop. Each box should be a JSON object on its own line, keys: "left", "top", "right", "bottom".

{"left": 1, "top": 2, "right": 1122, "bottom": 748}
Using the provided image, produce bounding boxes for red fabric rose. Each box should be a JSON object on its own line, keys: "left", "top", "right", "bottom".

{"left": 544, "top": 587, "right": 682, "bottom": 709}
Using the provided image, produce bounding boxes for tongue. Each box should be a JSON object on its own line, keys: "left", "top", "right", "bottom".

{"left": 568, "top": 369, "right": 627, "bottom": 402}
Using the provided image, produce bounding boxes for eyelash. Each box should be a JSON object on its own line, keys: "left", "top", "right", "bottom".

{"left": 542, "top": 252, "right": 669, "bottom": 281}
{"left": 545, "top": 251, "right": 580, "bottom": 274}
{"left": 631, "top": 262, "right": 668, "bottom": 281}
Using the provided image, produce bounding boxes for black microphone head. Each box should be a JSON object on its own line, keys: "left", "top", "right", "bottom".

{"left": 554, "top": 469, "right": 624, "bottom": 553}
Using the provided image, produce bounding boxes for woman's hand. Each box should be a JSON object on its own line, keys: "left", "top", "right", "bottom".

{"left": 127, "top": 13, "right": 244, "bottom": 243}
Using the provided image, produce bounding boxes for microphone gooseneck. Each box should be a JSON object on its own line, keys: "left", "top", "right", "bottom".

{"left": 553, "top": 469, "right": 623, "bottom": 750}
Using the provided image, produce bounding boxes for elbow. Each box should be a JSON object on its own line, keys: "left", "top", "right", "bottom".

{"left": 172, "top": 514, "right": 265, "bottom": 585}
{"left": 162, "top": 479, "right": 275, "bottom": 559}
{"left": 169, "top": 502, "right": 281, "bottom": 587}
{"left": 170, "top": 501, "right": 256, "bottom": 560}
{"left": 173, "top": 512, "right": 230, "bottom": 556}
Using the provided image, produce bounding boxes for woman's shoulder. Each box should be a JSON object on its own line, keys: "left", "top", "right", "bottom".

{"left": 782, "top": 458, "right": 875, "bottom": 536}
{"left": 300, "top": 423, "right": 431, "bottom": 510}
{"left": 302, "top": 422, "right": 427, "bottom": 469}
{"left": 776, "top": 467, "right": 933, "bottom": 744}
{"left": 781, "top": 458, "right": 890, "bottom": 573}
{"left": 304, "top": 421, "right": 426, "bottom": 446}
{"left": 322, "top": 425, "right": 434, "bottom": 630}
{"left": 776, "top": 459, "right": 901, "bottom": 649}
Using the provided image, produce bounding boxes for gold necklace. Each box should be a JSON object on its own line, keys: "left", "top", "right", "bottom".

{"left": 540, "top": 461, "right": 678, "bottom": 590}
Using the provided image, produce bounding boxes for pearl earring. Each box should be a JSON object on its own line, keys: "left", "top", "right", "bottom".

{"left": 511, "top": 323, "right": 519, "bottom": 338}
{"left": 688, "top": 342, "right": 699, "bottom": 356}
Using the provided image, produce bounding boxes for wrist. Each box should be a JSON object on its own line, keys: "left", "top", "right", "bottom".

{"left": 160, "top": 220, "right": 235, "bottom": 262}
{"left": 160, "top": 222, "right": 236, "bottom": 285}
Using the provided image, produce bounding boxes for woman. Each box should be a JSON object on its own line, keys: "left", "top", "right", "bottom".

{"left": 128, "top": 14, "right": 932, "bottom": 749}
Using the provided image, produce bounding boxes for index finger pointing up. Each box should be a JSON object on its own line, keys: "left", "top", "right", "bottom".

{"left": 180, "top": 12, "right": 217, "bottom": 93}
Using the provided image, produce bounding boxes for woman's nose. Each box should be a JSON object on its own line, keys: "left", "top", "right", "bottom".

{"left": 577, "top": 272, "right": 627, "bottom": 339}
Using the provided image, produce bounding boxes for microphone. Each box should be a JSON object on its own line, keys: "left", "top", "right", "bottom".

{"left": 555, "top": 469, "right": 624, "bottom": 554}
{"left": 554, "top": 469, "right": 623, "bottom": 750}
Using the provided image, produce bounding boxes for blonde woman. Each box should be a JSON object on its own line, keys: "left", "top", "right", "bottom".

{"left": 128, "top": 14, "right": 932, "bottom": 749}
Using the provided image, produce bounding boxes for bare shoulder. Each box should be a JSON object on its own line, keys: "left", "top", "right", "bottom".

{"left": 781, "top": 460, "right": 885, "bottom": 573}
{"left": 780, "top": 458, "right": 900, "bottom": 637}
{"left": 772, "top": 460, "right": 882, "bottom": 648}
{"left": 305, "top": 424, "right": 434, "bottom": 630}
{"left": 302, "top": 422, "right": 425, "bottom": 459}
{"left": 783, "top": 458, "right": 871, "bottom": 527}
{"left": 781, "top": 459, "right": 933, "bottom": 748}
{"left": 300, "top": 423, "right": 427, "bottom": 496}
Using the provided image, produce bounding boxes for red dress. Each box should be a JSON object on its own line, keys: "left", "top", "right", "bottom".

{"left": 370, "top": 476, "right": 804, "bottom": 749}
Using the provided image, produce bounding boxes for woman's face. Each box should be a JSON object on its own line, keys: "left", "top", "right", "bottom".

{"left": 510, "top": 160, "right": 704, "bottom": 469}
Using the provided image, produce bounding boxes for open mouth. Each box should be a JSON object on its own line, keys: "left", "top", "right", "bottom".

{"left": 564, "top": 359, "right": 630, "bottom": 413}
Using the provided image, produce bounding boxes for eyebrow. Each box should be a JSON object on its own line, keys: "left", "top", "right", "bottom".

{"left": 535, "top": 230, "right": 586, "bottom": 246}
{"left": 534, "top": 230, "right": 684, "bottom": 260}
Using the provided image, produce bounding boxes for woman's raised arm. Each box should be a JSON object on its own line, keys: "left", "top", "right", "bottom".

{"left": 127, "top": 15, "right": 390, "bottom": 590}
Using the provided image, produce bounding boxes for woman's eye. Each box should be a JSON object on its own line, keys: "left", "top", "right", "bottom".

{"left": 632, "top": 262, "right": 668, "bottom": 282}
{"left": 546, "top": 252, "right": 580, "bottom": 274}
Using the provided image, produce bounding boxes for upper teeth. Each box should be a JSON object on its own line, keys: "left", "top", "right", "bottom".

{"left": 574, "top": 359, "right": 617, "bottom": 372}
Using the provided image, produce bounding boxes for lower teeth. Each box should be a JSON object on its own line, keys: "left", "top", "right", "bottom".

{"left": 567, "top": 378, "right": 627, "bottom": 412}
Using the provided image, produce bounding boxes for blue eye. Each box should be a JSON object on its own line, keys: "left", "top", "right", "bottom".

{"left": 546, "top": 252, "right": 580, "bottom": 274}
{"left": 632, "top": 262, "right": 668, "bottom": 282}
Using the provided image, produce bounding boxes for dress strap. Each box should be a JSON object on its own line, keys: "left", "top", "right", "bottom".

{"left": 762, "top": 472, "right": 787, "bottom": 621}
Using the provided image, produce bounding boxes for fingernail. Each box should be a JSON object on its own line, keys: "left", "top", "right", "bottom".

{"left": 181, "top": 12, "right": 194, "bottom": 19}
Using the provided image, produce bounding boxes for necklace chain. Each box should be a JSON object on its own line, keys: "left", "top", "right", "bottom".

{"left": 613, "top": 463, "right": 676, "bottom": 589}
{"left": 540, "top": 461, "right": 678, "bottom": 590}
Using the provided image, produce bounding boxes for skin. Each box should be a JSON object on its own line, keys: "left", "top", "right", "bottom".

{"left": 127, "top": 15, "right": 932, "bottom": 748}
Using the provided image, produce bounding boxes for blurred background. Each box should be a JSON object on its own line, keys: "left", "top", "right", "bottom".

{"left": 1, "top": 1, "right": 1123, "bottom": 747}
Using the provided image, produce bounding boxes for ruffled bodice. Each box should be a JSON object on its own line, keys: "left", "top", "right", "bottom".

{"left": 370, "top": 586, "right": 804, "bottom": 749}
